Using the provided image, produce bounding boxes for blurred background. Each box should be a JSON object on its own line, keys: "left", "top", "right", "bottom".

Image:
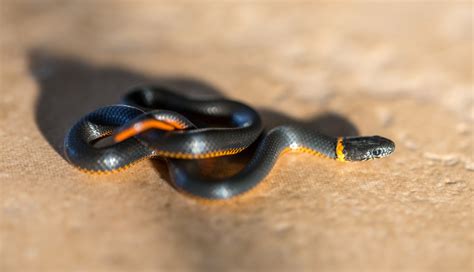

{"left": 1, "top": 1, "right": 472, "bottom": 271}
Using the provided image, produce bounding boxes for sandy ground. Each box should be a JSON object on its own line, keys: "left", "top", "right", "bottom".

{"left": 0, "top": 1, "right": 472, "bottom": 271}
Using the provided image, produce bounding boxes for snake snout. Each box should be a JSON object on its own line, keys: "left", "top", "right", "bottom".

{"left": 370, "top": 135, "right": 395, "bottom": 158}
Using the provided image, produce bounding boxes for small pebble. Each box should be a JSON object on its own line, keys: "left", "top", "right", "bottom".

{"left": 444, "top": 179, "right": 460, "bottom": 185}
{"left": 423, "top": 152, "right": 459, "bottom": 166}
{"left": 443, "top": 156, "right": 459, "bottom": 166}
{"left": 465, "top": 161, "right": 474, "bottom": 171}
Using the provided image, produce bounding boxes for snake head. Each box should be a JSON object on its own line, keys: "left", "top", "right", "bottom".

{"left": 340, "top": 136, "right": 395, "bottom": 161}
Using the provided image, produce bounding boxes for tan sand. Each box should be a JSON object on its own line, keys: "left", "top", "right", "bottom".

{"left": 1, "top": 1, "right": 472, "bottom": 271}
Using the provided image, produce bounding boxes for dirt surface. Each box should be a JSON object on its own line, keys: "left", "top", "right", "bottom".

{"left": 1, "top": 1, "right": 472, "bottom": 271}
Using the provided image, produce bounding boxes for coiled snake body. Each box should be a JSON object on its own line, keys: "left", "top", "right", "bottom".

{"left": 64, "top": 86, "right": 395, "bottom": 199}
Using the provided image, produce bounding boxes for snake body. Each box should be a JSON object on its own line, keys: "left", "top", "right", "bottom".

{"left": 64, "top": 86, "right": 395, "bottom": 199}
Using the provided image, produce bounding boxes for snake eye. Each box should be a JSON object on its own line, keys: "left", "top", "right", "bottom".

{"left": 372, "top": 149, "right": 382, "bottom": 157}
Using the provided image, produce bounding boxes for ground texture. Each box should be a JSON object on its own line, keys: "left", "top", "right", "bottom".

{"left": 1, "top": 1, "right": 473, "bottom": 271}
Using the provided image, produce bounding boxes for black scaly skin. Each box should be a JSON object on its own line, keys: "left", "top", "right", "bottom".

{"left": 64, "top": 85, "right": 395, "bottom": 199}
{"left": 168, "top": 126, "right": 337, "bottom": 199}
{"left": 64, "top": 86, "right": 263, "bottom": 173}
{"left": 64, "top": 105, "right": 153, "bottom": 173}
{"left": 124, "top": 86, "right": 263, "bottom": 157}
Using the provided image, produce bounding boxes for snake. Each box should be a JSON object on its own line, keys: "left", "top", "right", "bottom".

{"left": 64, "top": 86, "right": 395, "bottom": 199}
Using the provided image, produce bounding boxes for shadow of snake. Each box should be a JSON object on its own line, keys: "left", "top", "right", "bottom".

{"left": 30, "top": 49, "right": 359, "bottom": 271}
